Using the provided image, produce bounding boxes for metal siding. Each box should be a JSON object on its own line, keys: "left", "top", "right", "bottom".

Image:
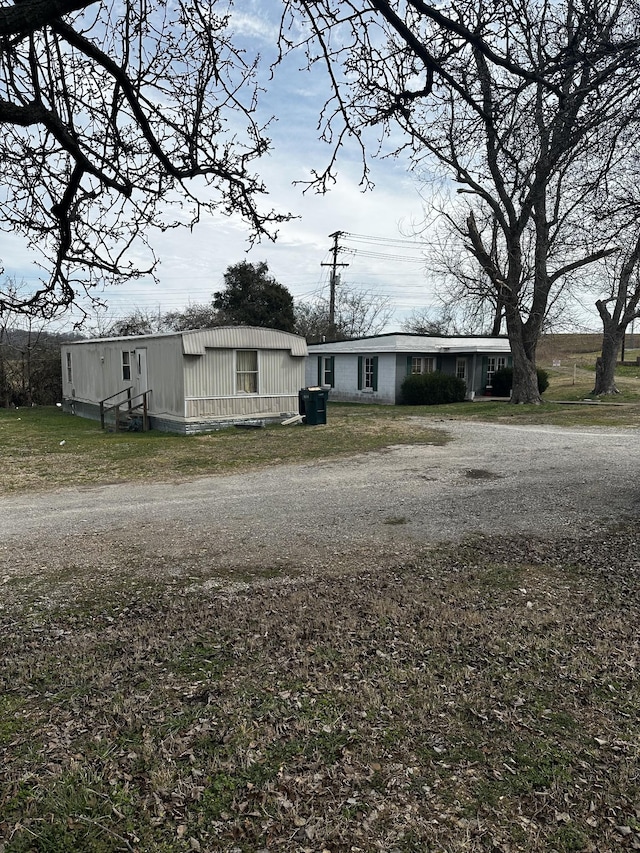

{"left": 62, "top": 331, "right": 305, "bottom": 423}
{"left": 61, "top": 341, "right": 128, "bottom": 404}
{"left": 184, "top": 349, "right": 235, "bottom": 398}
{"left": 184, "top": 350, "right": 304, "bottom": 399}
{"left": 144, "top": 337, "right": 185, "bottom": 417}
{"left": 259, "top": 350, "right": 305, "bottom": 394}
{"left": 61, "top": 337, "right": 186, "bottom": 418}
{"left": 182, "top": 326, "right": 308, "bottom": 356}
{"left": 185, "top": 395, "right": 298, "bottom": 419}
{"left": 183, "top": 350, "right": 305, "bottom": 418}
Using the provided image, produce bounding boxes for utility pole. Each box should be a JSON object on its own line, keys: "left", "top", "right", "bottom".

{"left": 321, "top": 231, "right": 349, "bottom": 333}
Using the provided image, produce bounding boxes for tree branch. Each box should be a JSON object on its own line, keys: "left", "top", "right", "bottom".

{"left": 0, "top": 0, "right": 98, "bottom": 39}
{"left": 549, "top": 247, "right": 618, "bottom": 284}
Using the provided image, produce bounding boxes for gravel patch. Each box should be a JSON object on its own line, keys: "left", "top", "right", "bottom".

{"left": 1, "top": 419, "right": 639, "bottom": 595}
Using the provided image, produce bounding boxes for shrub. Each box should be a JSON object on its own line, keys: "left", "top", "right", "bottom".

{"left": 401, "top": 371, "right": 467, "bottom": 405}
{"left": 536, "top": 368, "right": 549, "bottom": 394}
{"left": 491, "top": 366, "right": 549, "bottom": 397}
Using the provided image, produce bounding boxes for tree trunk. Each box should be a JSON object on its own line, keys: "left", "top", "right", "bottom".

{"left": 509, "top": 342, "right": 541, "bottom": 403}
{"left": 0, "top": 336, "right": 10, "bottom": 408}
{"left": 592, "top": 326, "right": 622, "bottom": 394}
{"left": 490, "top": 295, "right": 504, "bottom": 336}
{"left": 505, "top": 307, "right": 542, "bottom": 404}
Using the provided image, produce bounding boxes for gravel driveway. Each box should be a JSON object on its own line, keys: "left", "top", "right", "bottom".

{"left": 2, "top": 419, "right": 639, "bottom": 595}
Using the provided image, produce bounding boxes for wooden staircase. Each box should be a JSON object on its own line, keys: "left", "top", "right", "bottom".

{"left": 100, "top": 388, "right": 152, "bottom": 432}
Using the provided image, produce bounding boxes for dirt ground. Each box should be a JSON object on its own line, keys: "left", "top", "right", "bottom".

{"left": 2, "top": 418, "right": 639, "bottom": 600}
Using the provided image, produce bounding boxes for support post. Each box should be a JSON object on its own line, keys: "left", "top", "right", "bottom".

{"left": 321, "top": 231, "right": 349, "bottom": 335}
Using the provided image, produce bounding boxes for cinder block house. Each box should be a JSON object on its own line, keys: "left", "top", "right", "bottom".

{"left": 306, "top": 333, "right": 512, "bottom": 404}
{"left": 61, "top": 326, "right": 308, "bottom": 433}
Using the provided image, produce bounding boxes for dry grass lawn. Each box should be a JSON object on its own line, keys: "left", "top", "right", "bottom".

{"left": 0, "top": 406, "right": 447, "bottom": 495}
{"left": 2, "top": 529, "right": 639, "bottom": 852}
{"left": 2, "top": 337, "right": 640, "bottom": 852}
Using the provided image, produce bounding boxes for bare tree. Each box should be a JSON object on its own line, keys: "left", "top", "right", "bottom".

{"left": 0, "top": 278, "right": 64, "bottom": 405}
{"left": 102, "top": 309, "right": 167, "bottom": 338}
{"left": 0, "top": 0, "right": 288, "bottom": 318}
{"left": 164, "top": 303, "right": 220, "bottom": 332}
{"left": 280, "top": 0, "right": 640, "bottom": 402}
{"left": 426, "top": 211, "right": 505, "bottom": 335}
{"left": 0, "top": 304, "right": 12, "bottom": 407}
{"left": 593, "top": 239, "right": 640, "bottom": 394}
{"left": 295, "top": 285, "right": 393, "bottom": 341}
{"left": 429, "top": 207, "right": 585, "bottom": 337}
{"left": 584, "top": 129, "right": 640, "bottom": 394}
{"left": 401, "top": 306, "right": 455, "bottom": 336}
{"left": 335, "top": 287, "right": 394, "bottom": 339}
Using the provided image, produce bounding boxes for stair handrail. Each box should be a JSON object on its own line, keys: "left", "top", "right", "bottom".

{"left": 100, "top": 387, "right": 132, "bottom": 428}
{"left": 100, "top": 386, "right": 134, "bottom": 406}
{"left": 100, "top": 388, "right": 151, "bottom": 431}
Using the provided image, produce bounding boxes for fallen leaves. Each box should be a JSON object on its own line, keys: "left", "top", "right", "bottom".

{"left": 1, "top": 526, "right": 640, "bottom": 851}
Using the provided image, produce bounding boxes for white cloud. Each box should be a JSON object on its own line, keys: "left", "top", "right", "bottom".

{"left": 228, "top": 11, "right": 279, "bottom": 43}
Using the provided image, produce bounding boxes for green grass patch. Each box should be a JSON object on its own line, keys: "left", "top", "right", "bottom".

{"left": 471, "top": 561, "right": 524, "bottom": 590}
{"left": 170, "top": 640, "right": 234, "bottom": 679}
{"left": 4, "top": 771, "right": 140, "bottom": 853}
{"left": 4, "top": 348, "right": 640, "bottom": 497}
{"left": 0, "top": 404, "right": 448, "bottom": 495}
{"left": 0, "top": 696, "right": 28, "bottom": 745}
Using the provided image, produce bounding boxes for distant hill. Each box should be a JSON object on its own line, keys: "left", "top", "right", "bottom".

{"left": 0, "top": 327, "right": 81, "bottom": 406}
{"left": 537, "top": 334, "right": 602, "bottom": 363}
{"left": 538, "top": 331, "right": 640, "bottom": 367}
{"left": 2, "top": 328, "right": 84, "bottom": 349}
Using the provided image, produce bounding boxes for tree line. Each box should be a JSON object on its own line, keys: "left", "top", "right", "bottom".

{"left": 0, "top": 325, "right": 75, "bottom": 408}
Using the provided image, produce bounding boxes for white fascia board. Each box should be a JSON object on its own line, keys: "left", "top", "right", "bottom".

{"left": 308, "top": 335, "right": 511, "bottom": 355}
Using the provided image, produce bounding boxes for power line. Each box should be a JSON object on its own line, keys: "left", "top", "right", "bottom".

{"left": 342, "top": 248, "right": 425, "bottom": 264}
{"left": 323, "top": 230, "right": 429, "bottom": 269}
{"left": 342, "top": 231, "right": 430, "bottom": 248}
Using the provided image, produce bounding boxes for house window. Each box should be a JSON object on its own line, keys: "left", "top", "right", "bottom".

{"left": 358, "top": 355, "right": 378, "bottom": 391}
{"left": 122, "top": 351, "right": 133, "bottom": 381}
{"left": 66, "top": 352, "right": 72, "bottom": 383}
{"left": 364, "top": 357, "right": 374, "bottom": 388}
{"left": 411, "top": 356, "right": 435, "bottom": 374}
{"left": 456, "top": 358, "right": 467, "bottom": 380}
{"left": 319, "top": 356, "right": 334, "bottom": 387}
{"left": 486, "top": 357, "right": 495, "bottom": 387}
{"left": 236, "top": 350, "right": 258, "bottom": 393}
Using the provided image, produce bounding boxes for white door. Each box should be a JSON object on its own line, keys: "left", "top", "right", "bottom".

{"left": 134, "top": 348, "right": 148, "bottom": 396}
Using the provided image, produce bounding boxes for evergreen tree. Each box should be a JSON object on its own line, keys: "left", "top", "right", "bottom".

{"left": 214, "top": 262, "right": 295, "bottom": 332}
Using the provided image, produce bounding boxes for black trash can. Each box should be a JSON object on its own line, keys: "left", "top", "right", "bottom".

{"left": 298, "top": 386, "right": 329, "bottom": 425}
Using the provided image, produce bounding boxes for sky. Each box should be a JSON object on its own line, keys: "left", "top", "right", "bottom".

{"left": 0, "top": 2, "right": 603, "bottom": 335}
{"left": 0, "top": 2, "right": 438, "bottom": 334}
